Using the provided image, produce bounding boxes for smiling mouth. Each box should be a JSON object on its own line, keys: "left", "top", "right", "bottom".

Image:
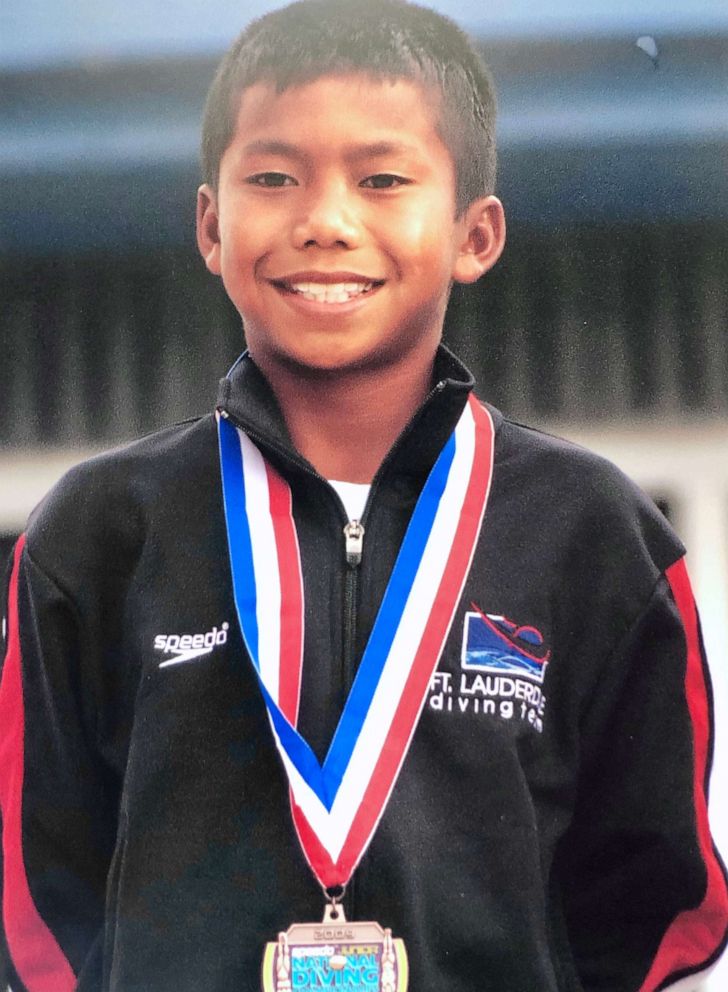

{"left": 271, "top": 279, "right": 384, "bottom": 304}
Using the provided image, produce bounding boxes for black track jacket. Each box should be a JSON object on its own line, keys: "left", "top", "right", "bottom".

{"left": 2, "top": 347, "right": 727, "bottom": 991}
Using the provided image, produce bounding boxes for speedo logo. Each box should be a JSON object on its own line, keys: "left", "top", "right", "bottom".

{"left": 154, "top": 623, "right": 230, "bottom": 668}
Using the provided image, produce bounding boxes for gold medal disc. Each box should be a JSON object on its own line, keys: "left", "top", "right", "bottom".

{"left": 261, "top": 905, "right": 408, "bottom": 992}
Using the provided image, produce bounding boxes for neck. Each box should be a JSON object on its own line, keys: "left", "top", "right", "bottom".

{"left": 256, "top": 354, "right": 437, "bottom": 483}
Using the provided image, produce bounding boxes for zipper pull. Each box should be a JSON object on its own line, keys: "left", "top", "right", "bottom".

{"left": 343, "top": 520, "right": 365, "bottom": 567}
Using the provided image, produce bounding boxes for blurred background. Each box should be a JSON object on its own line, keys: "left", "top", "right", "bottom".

{"left": 1, "top": 0, "right": 727, "bottom": 987}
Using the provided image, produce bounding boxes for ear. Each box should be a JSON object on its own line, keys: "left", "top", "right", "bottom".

{"left": 196, "top": 184, "right": 222, "bottom": 275}
{"left": 451, "top": 195, "right": 506, "bottom": 285}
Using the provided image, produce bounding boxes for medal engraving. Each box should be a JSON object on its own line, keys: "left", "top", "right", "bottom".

{"left": 262, "top": 906, "right": 408, "bottom": 992}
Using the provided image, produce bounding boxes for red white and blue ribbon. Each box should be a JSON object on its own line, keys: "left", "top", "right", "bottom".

{"left": 217, "top": 394, "right": 495, "bottom": 888}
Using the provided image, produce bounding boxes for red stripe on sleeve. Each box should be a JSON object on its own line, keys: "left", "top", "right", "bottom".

{"left": 638, "top": 557, "right": 728, "bottom": 991}
{"left": 0, "top": 535, "right": 77, "bottom": 991}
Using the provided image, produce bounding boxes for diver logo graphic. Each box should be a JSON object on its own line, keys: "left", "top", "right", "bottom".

{"left": 461, "top": 604, "right": 550, "bottom": 684}
{"left": 154, "top": 623, "right": 229, "bottom": 668}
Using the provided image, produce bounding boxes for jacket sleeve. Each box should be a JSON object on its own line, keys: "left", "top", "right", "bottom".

{"left": 0, "top": 535, "right": 120, "bottom": 991}
{"left": 558, "top": 556, "right": 728, "bottom": 992}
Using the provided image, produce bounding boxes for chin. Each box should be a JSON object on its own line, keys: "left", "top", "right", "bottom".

{"left": 275, "top": 342, "right": 388, "bottom": 378}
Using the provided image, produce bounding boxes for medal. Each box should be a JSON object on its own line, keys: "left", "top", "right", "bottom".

{"left": 218, "top": 392, "right": 495, "bottom": 990}
{"left": 261, "top": 897, "right": 408, "bottom": 992}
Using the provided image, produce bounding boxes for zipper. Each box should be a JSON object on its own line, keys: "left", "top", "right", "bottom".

{"left": 343, "top": 520, "right": 365, "bottom": 567}
{"left": 342, "top": 520, "right": 364, "bottom": 918}
{"left": 342, "top": 519, "right": 365, "bottom": 692}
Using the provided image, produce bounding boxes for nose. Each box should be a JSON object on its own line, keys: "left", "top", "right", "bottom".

{"left": 291, "top": 180, "right": 361, "bottom": 250}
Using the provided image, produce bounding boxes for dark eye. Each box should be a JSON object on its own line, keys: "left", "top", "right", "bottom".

{"left": 246, "top": 172, "right": 297, "bottom": 188}
{"left": 360, "top": 174, "right": 409, "bottom": 189}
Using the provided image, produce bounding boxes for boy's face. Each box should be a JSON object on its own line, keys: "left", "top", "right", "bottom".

{"left": 197, "top": 74, "right": 504, "bottom": 379}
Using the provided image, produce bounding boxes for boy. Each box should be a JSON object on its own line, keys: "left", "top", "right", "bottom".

{"left": 1, "top": 0, "right": 727, "bottom": 989}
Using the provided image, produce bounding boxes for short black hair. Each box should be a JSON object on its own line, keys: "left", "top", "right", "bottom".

{"left": 201, "top": 0, "right": 497, "bottom": 215}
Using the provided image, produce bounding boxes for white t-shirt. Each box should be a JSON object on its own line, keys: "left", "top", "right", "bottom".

{"left": 329, "top": 479, "right": 371, "bottom": 522}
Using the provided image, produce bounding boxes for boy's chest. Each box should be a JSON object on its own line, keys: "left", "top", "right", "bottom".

{"left": 122, "top": 494, "right": 577, "bottom": 794}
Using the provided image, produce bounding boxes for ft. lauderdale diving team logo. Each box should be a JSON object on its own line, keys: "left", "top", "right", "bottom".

{"left": 428, "top": 603, "right": 549, "bottom": 733}
{"left": 461, "top": 604, "right": 551, "bottom": 684}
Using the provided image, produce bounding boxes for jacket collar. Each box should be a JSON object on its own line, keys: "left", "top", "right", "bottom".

{"left": 215, "top": 344, "right": 494, "bottom": 483}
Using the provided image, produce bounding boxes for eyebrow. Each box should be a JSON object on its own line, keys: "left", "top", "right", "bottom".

{"left": 241, "top": 140, "right": 307, "bottom": 162}
{"left": 240, "top": 139, "right": 419, "bottom": 163}
{"left": 345, "top": 141, "right": 417, "bottom": 162}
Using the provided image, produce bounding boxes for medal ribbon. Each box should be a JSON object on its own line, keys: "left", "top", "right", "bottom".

{"left": 218, "top": 394, "right": 495, "bottom": 887}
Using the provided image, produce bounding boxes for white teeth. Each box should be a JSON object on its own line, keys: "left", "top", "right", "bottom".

{"left": 287, "top": 281, "right": 375, "bottom": 303}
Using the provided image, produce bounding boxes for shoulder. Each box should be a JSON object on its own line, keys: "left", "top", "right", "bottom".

{"left": 486, "top": 406, "right": 684, "bottom": 578}
{"left": 25, "top": 415, "right": 218, "bottom": 586}
{"left": 493, "top": 412, "right": 640, "bottom": 492}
